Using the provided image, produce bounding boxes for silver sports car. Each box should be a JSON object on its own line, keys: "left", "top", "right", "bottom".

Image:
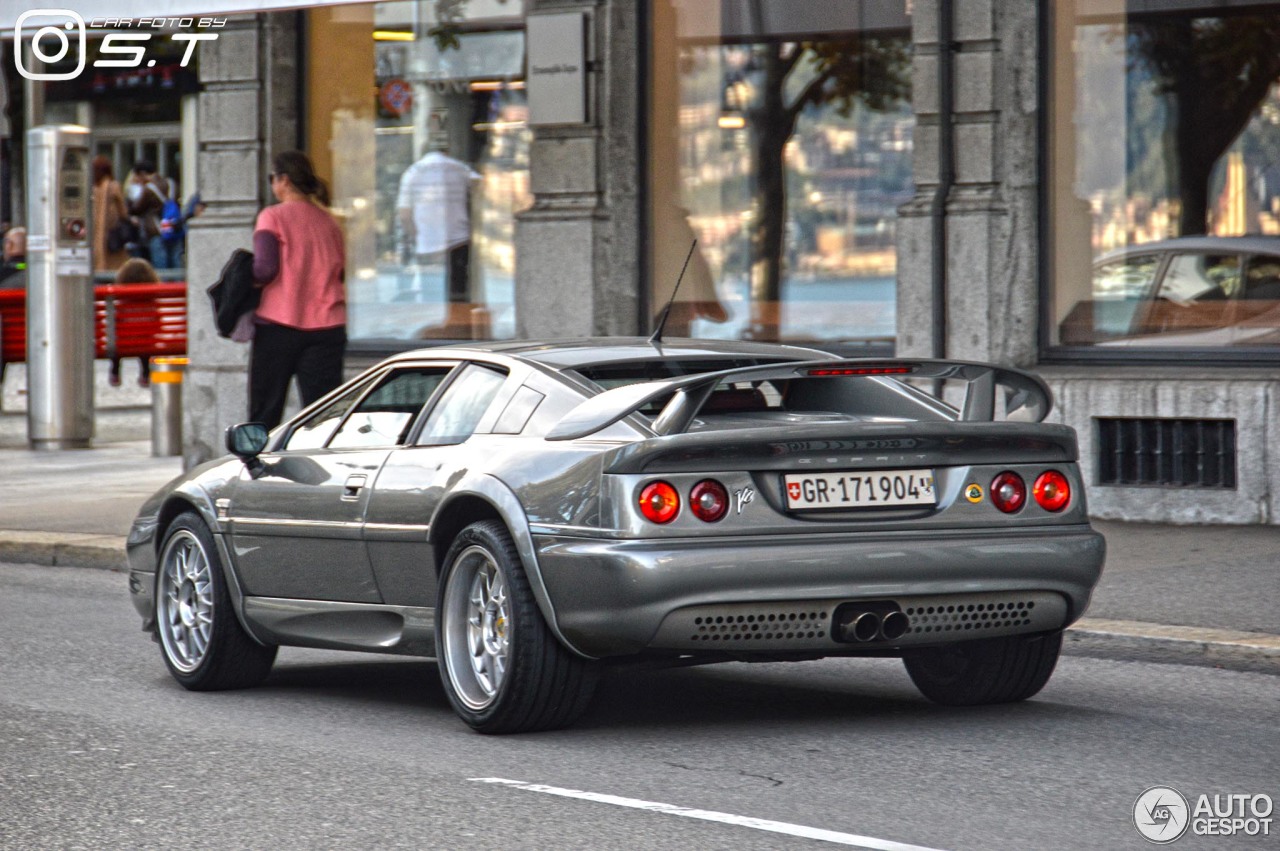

{"left": 127, "top": 338, "right": 1105, "bottom": 733}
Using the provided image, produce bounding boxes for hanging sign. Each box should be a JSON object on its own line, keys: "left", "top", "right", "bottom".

{"left": 526, "top": 11, "right": 586, "bottom": 126}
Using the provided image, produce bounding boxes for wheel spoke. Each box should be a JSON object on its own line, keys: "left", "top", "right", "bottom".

{"left": 190, "top": 627, "right": 207, "bottom": 657}
{"left": 491, "top": 650, "right": 506, "bottom": 690}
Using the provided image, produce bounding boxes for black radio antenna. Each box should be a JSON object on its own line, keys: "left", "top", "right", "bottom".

{"left": 649, "top": 239, "right": 697, "bottom": 346}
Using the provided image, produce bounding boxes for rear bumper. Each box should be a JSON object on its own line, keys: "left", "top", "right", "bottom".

{"left": 533, "top": 525, "right": 1105, "bottom": 658}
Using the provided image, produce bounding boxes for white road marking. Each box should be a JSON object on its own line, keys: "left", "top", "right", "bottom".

{"left": 471, "top": 777, "right": 948, "bottom": 851}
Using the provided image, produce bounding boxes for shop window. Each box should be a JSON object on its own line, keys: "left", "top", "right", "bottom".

{"left": 1048, "top": 1, "right": 1280, "bottom": 353}
{"left": 648, "top": 1, "right": 913, "bottom": 346}
{"left": 307, "top": 1, "right": 529, "bottom": 345}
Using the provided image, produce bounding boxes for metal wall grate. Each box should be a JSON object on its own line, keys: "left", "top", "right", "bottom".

{"left": 1095, "top": 418, "right": 1236, "bottom": 488}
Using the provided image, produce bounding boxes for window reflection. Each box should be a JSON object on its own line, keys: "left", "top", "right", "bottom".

{"left": 310, "top": 1, "right": 529, "bottom": 343}
{"left": 1050, "top": 1, "right": 1280, "bottom": 350}
{"left": 418, "top": 364, "right": 507, "bottom": 444}
{"left": 649, "top": 1, "right": 913, "bottom": 345}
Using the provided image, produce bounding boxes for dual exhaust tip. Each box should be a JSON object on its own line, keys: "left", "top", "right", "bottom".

{"left": 837, "top": 606, "right": 910, "bottom": 643}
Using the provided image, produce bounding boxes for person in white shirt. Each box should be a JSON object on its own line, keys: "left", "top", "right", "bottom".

{"left": 396, "top": 145, "right": 480, "bottom": 303}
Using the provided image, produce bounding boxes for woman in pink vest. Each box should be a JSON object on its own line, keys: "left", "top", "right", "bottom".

{"left": 250, "top": 150, "right": 347, "bottom": 428}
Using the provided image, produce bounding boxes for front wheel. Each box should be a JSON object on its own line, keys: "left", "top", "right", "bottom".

{"left": 155, "top": 512, "right": 277, "bottom": 690}
{"left": 436, "top": 520, "right": 599, "bottom": 733}
{"left": 903, "top": 631, "right": 1063, "bottom": 706}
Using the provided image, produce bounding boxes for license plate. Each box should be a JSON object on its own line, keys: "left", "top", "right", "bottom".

{"left": 783, "top": 469, "right": 936, "bottom": 510}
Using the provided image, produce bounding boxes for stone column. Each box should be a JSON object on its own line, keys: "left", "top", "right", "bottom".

{"left": 184, "top": 14, "right": 298, "bottom": 467}
{"left": 896, "top": 0, "right": 1040, "bottom": 367}
{"left": 515, "top": 0, "right": 642, "bottom": 338}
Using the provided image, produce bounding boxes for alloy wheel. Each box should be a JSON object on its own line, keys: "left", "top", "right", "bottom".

{"left": 157, "top": 529, "right": 214, "bottom": 673}
{"left": 442, "top": 545, "right": 511, "bottom": 711}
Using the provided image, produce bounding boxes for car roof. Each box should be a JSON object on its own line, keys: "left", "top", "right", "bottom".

{"left": 1095, "top": 235, "right": 1280, "bottom": 265}
{"left": 381, "top": 337, "right": 837, "bottom": 371}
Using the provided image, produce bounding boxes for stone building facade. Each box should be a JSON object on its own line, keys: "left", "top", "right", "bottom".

{"left": 28, "top": 0, "right": 1274, "bottom": 525}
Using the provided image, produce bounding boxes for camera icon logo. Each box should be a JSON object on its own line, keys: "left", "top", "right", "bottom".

{"left": 1133, "top": 786, "right": 1190, "bottom": 844}
{"left": 14, "top": 9, "right": 87, "bottom": 81}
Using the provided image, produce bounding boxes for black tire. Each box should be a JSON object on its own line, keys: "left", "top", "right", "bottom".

{"left": 436, "top": 520, "right": 599, "bottom": 734}
{"left": 903, "top": 631, "right": 1063, "bottom": 706}
{"left": 155, "top": 512, "right": 277, "bottom": 690}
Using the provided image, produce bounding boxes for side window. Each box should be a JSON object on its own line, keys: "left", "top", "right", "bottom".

{"left": 1092, "top": 254, "right": 1159, "bottom": 300}
{"left": 328, "top": 367, "right": 453, "bottom": 449}
{"left": 417, "top": 364, "right": 508, "bottom": 445}
{"left": 1244, "top": 257, "right": 1280, "bottom": 300}
{"left": 1064, "top": 254, "right": 1160, "bottom": 343}
{"left": 1155, "top": 253, "right": 1240, "bottom": 303}
{"left": 282, "top": 376, "right": 376, "bottom": 451}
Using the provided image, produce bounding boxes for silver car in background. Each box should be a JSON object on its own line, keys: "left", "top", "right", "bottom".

{"left": 1060, "top": 235, "right": 1280, "bottom": 347}
{"left": 127, "top": 338, "right": 1105, "bottom": 733}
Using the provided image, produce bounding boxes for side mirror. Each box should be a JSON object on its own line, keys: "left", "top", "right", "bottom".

{"left": 225, "top": 422, "right": 269, "bottom": 460}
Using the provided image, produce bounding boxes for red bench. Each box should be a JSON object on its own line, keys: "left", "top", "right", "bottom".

{"left": 0, "top": 288, "right": 24, "bottom": 377}
{"left": 0, "top": 283, "right": 187, "bottom": 381}
{"left": 95, "top": 283, "right": 188, "bottom": 361}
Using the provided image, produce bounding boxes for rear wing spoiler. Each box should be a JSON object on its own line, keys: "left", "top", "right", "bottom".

{"left": 546, "top": 358, "right": 1053, "bottom": 441}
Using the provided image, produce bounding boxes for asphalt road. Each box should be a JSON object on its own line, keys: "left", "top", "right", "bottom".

{"left": 2, "top": 562, "right": 1277, "bottom": 851}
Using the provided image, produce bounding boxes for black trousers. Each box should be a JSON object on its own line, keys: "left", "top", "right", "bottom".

{"left": 415, "top": 241, "right": 471, "bottom": 302}
{"left": 248, "top": 322, "right": 346, "bottom": 429}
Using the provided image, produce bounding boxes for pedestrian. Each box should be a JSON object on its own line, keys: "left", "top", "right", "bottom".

{"left": 126, "top": 161, "right": 173, "bottom": 266}
{"left": 110, "top": 257, "right": 160, "bottom": 387}
{"left": 0, "top": 226, "right": 27, "bottom": 288}
{"left": 92, "top": 155, "right": 130, "bottom": 274}
{"left": 249, "top": 150, "right": 347, "bottom": 429}
{"left": 396, "top": 141, "right": 479, "bottom": 304}
{"left": 153, "top": 175, "right": 185, "bottom": 270}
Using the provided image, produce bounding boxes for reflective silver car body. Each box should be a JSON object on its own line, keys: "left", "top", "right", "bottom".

{"left": 127, "top": 338, "right": 1104, "bottom": 662}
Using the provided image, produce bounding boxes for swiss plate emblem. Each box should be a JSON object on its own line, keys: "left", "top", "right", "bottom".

{"left": 787, "top": 482, "right": 802, "bottom": 501}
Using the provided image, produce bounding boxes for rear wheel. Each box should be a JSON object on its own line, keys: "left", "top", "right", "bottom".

{"left": 903, "top": 631, "right": 1062, "bottom": 706}
{"left": 436, "top": 520, "right": 599, "bottom": 733}
{"left": 155, "top": 512, "right": 276, "bottom": 690}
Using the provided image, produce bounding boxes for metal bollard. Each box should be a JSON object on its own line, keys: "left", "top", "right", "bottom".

{"left": 150, "top": 357, "right": 186, "bottom": 457}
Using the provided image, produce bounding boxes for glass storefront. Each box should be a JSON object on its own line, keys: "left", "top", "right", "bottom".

{"left": 307, "top": 0, "right": 528, "bottom": 344}
{"left": 648, "top": 0, "right": 913, "bottom": 345}
{"left": 1049, "top": 0, "right": 1280, "bottom": 351}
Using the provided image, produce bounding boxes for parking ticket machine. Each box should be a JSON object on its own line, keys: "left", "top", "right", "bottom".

{"left": 26, "top": 125, "right": 93, "bottom": 450}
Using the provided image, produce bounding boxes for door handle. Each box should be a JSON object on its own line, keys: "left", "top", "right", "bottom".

{"left": 342, "top": 474, "right": 368, "bottom": 501}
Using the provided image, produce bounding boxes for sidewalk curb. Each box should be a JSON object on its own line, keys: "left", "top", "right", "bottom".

{"left": 1065, "top": 618, "right": 1280, "bottom": 675}
{"left": 2, "top": 534, "right": 1278, "bottom": 675}
{"left": 0, "top": 531, "right": 127, "bottom": 571}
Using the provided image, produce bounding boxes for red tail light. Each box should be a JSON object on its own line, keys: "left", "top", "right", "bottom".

{"left": 689, "top": 479, "right": 729, "bottom": 522}
{"left": 1033, "top": 470, "right": 1071, "bottom": 512}
{"left": 990, "top": 472, "right": 1026, "bottom": 513}
{"left": 638, "top": 481, "right": 680, "bottom": 524}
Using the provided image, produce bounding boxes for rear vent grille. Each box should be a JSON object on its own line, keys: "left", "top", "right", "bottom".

{"left": 906, "top": 601, "right": 1035, "bottom": 635}
{"left": 690, "top": 609, "right": 829, "bottom": 643}
{"left": 1096, "top": 418, "right": 1236, "bottom": 488}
